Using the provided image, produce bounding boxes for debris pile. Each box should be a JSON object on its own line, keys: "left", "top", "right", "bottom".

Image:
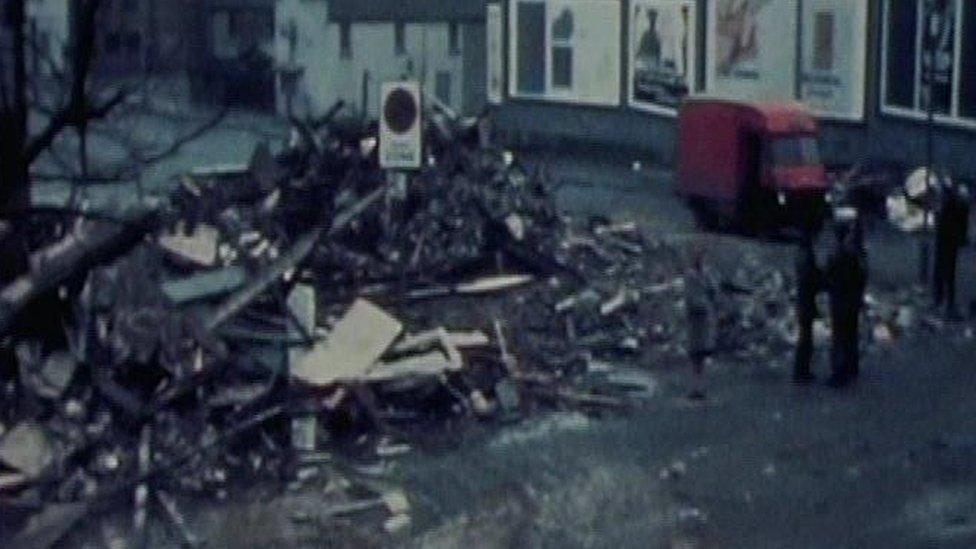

{"left": 0, "top": 103, "right": 658, "bottom": 545}
{"left": 0, "top": 102, "right": 937, "bottom": 545}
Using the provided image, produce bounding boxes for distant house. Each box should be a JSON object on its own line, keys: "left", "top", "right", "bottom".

{"left": 95, "top": 0, "right": 192, "bottom": 77}
{"left": 274, "top": 0, "right": 487, "bottom": 119}
{"left": 14, "top": 0, "right": 193, "bottom": 79}
{"left": 187, "top": 0, "right": 276, "bottom": 109}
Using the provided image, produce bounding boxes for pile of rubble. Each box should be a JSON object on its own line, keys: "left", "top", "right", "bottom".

{"left": 0, "top": 101, "right": 934, "bottom": 546}
{"left": 0, "top": 103, "right": 660, "bottom": 545}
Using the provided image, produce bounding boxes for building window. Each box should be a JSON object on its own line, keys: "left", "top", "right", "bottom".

{"left": 550, "top": 8, "right": 574, "bottom": 89}
{"left": 394, "top": 22, "right": 405, "bottom": 55}
{"left": 515, "top": 2, "right": 546, "bottom": 94}
{"left": 435, "top": 71, "right": 452, "bottom": 105}
{"left": 881, "top": 0, "right": 974, "bottom": 124}
{"left": 340, "top": 22, "right": 351, "bottom": 59}
{"left": 449, "top": 22, "right": 460, "bottom": 55}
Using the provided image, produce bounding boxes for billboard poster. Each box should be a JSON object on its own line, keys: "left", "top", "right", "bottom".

{"left": 799, "top": 0, "right": 867, "bottom": 119}
{"left": 509, "top": 0, "right": 621, "bottom": 106}
{"left": 921, "top": 0, "right": 956, "bottom": 115}
{"left": 487, "top": 3, "right": 504, "bottom": 104}
{"left": 706, "top": 0, "right": 797, "bottom": 101}
{"left": 628, "top": 0, "right": 696, "bottom": 114}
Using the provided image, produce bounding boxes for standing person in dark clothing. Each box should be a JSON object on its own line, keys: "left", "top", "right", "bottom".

{"left": 825, "top": 207, "right": 868, "bottom": 388}
{"left": 685, "top": 248, "right": 717, "bottom": 400}
{"left": 793, "top": 233, "right": 822, "bottom": 384}
{"left": 933, "top": 177, "right": 971, "bottom": 320}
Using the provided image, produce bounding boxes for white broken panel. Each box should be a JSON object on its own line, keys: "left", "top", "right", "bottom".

{"left": 287, "top": 283, "right": 316, "bottom": 335}
{"left": 0, "top": 421, "right": 55, "bottom": 480}
{"left": 158, "top": 223, "right": 220, "bottom": 267}
{"left": 454, "top": 274, "right": 534, "bottom": 295}
{"left": 32, "top": 351, "right": 78, "bottom": 399}
{"left": 290, "top": 299, "right": 402, "bottom": 386}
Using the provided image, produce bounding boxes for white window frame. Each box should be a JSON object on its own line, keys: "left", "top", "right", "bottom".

{"left": 626, "top": 0, "right": 697, "bottom": 118}
{"left": 880, "top": 0, "right": 976, "bottom": 130}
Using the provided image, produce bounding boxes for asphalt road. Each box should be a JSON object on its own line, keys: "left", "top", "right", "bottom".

{"left": 51, "top": 149, "right": 976, "bottom": 548}
{"left": 394, "top": 154, "right": 976, "bottom": 548}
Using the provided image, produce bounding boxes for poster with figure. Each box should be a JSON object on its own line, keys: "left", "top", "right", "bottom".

{"left": 628, "top": 0, "right": 696, "bottom": 113}
{"left": 487, "top": 3, "right": 503, "bottom": 104}
{"left": 799, "top": 0, "right": 867, "bottom": 120}
{"left": 706, "top": 0, "right": 797, "bottom": 102}
{"left": 509, "top": 0, "right": 620, "bottom": 106}
{"left": 921, "top": 0, "right": 956, "bottom": 115}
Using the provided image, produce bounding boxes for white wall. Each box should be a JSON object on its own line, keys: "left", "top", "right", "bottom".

{"left": 275, "top": 0, "right": 467, "bottom": 119}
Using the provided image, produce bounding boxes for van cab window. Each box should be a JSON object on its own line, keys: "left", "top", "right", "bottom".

{"left": 769, "top": 136, "right": 820, "bottom": 167}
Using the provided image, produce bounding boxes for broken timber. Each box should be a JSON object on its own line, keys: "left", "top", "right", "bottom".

{"left": 0, "top": 208, "right": 158, "bottom": 336}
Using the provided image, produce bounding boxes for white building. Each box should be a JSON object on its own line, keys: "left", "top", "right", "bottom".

{"left": 274, "top": 0, "right": 487, "bottom": 119}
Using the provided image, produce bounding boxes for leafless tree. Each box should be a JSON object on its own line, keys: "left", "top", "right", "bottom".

{"left": 1, "top": 0, "right": 224, "bottom": 283}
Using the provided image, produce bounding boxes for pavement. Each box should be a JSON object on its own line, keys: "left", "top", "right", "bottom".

{"left": 41, "top": 136, "right": 976, "bottom": 547}
{"left": 394, "top": 153, "right": 976, "bottom": 548}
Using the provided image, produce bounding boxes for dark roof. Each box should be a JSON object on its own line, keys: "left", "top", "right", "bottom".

{"left": 328, "top": 0, "right": 487, "bottom": 22}
{"left": 207, "top": 0, "right": 274, "bottom": 10}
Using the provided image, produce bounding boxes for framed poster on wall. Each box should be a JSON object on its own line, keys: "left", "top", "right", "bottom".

{"left": 706, "top": 0, "right": 798, "bottom": 102}
{"left": 628, "top": 0, "right": 697, "bottom": 115}
{"left": 508, "top": 0, "right": 621, "bottom": 106}
{"left": 799, "top": 0, "right": 868, "bottom": 120}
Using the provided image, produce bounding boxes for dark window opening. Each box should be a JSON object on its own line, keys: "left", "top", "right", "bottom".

{"left": 436, "top": 71, "right": 452, "bottom": 105}
{"left": 395, "top": 22, "right": 405, "bottom": 55}
{"left": 449, "top": 22, "right": 460, "bottom": 55}
{"left": 551, "top": 9, "right": 574, "bottom": 89}
{"left": 515, "top": 2, "right": 545, "bottom": 94}
{"left": 552, "top": 47, "right": 572, "bottom": 88}
{"left": 340, "top": 22, "right": 351, "bottom": 58}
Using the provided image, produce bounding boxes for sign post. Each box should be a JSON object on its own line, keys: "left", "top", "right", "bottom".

{"left": 379, "top": 81, "right": 423, "bottom": 171}
{"left": 379, "top": 81, "right": 422, "bottom": 239}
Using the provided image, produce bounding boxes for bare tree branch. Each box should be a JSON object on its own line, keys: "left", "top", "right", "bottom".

{"left": 21, "top": 0, "right": 110, "bottom": 164}
{"left": 25, "top": 87, "right": 128, "bottom": 163}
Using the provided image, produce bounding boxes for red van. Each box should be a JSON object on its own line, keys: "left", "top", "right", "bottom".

{"left": 677, "top": 99, "right": 830, "bottom": 231}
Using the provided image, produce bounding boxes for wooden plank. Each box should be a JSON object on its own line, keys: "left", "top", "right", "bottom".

{"left": 290, "top": 299, "right": 402, "bottom": 386}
